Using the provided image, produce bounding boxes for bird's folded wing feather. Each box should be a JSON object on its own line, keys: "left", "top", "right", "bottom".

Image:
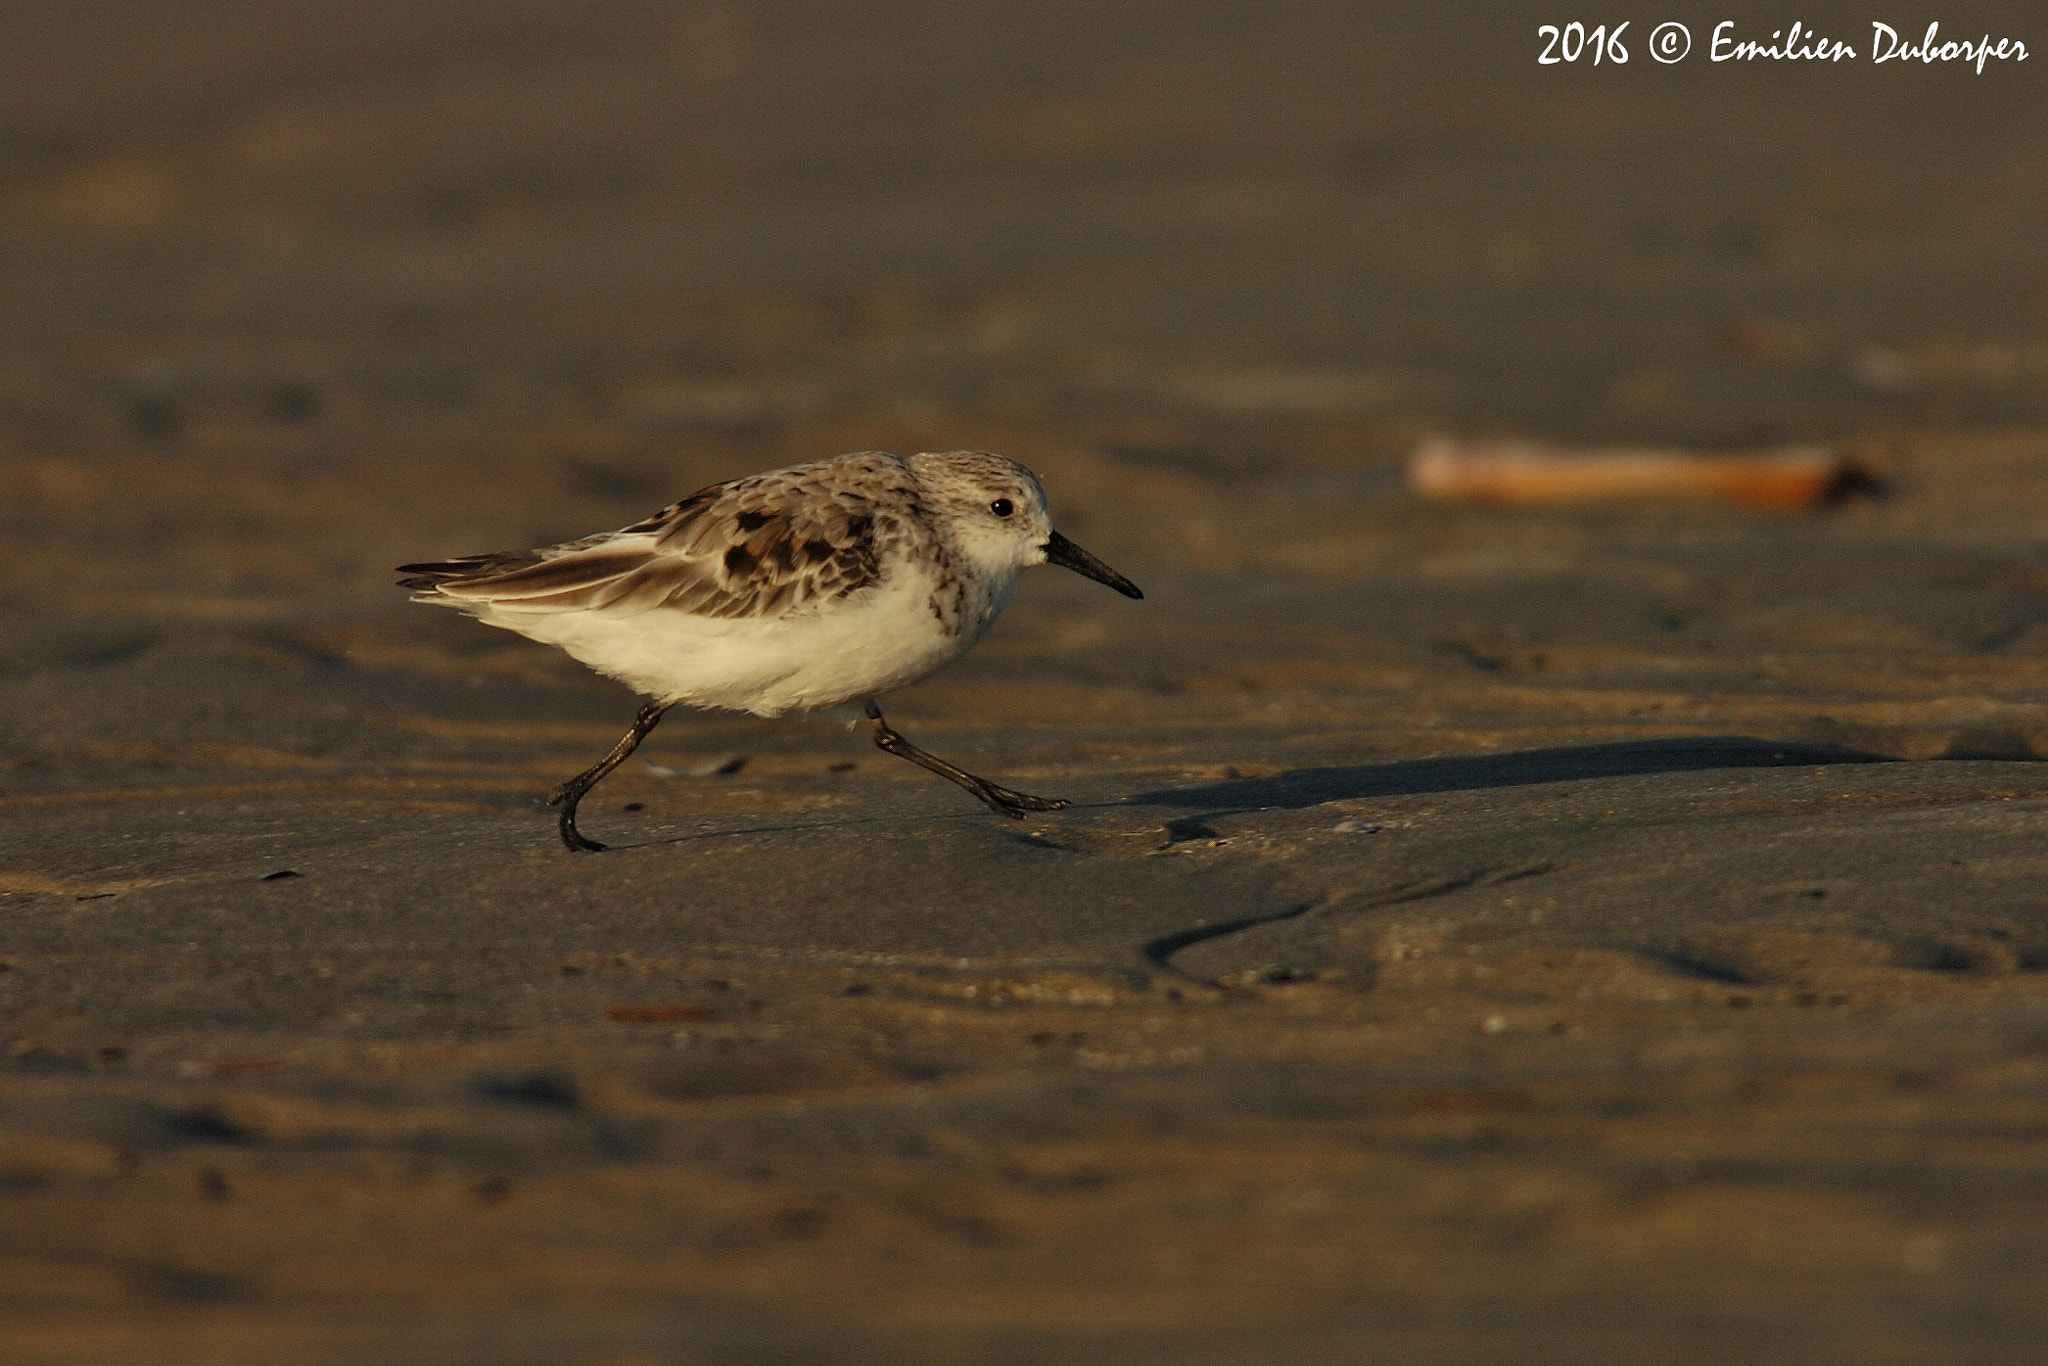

{"left": 397, "top": 469, "right": 887, "bottom": 621}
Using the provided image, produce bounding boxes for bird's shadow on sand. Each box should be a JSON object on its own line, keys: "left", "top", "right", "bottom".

{"left": 1124, "top": 736, "right": 1896, "bottom": 814}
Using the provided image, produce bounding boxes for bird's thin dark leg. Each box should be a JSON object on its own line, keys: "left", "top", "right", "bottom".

{"left": 863, "top": 699, "right": 1066, "bottom": 819}
{"left": 547, "top": 701, "right": 671, "bottom": 852}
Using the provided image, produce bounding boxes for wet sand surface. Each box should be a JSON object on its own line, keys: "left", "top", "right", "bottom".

{"left": 4, "top": 3, "right": 2048, "bottom": 1361}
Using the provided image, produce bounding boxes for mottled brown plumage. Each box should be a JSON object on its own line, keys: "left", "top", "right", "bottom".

{"left": 398, "top": 451, "right": 905, "bottom": 622}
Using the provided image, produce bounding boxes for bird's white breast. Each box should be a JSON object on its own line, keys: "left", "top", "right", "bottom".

{"left": 474, "top": 559, "right": 1019, "bottom": 716}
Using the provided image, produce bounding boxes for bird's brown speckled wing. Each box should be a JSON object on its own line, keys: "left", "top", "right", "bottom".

{"left": 397, "top": 452, "right": 910, "bottom": 620}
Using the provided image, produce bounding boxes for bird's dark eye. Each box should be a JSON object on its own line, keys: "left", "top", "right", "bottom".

{"left": 989, "top": 498, "right": 1014, "bottom": 518}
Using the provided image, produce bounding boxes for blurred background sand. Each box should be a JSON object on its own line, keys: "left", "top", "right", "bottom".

{"left": 2, "top": 2, "right": 2047, "bottom": 1361}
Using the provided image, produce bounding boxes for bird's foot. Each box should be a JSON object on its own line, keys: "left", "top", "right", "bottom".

{"left": 975, "top": 783, "right": 1069, "bottom": 818}
{"left": 557, "top": 813, "right": 608, "bottom": 853}
{"left": 549, "top": 785, "right": 609, "bottom": 851}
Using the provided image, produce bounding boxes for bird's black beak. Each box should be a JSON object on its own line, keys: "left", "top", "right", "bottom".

{"left": 1043, "top": 531, "right": 1143, "bottom": 599}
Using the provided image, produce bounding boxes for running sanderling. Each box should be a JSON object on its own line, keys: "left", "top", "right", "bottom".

{"left": 398, "top": 449, "right": 1143, "bottom": 851}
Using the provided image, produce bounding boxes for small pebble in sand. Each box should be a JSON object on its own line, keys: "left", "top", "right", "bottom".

{"left": 1333, "top": 819, "right": 1380, "bottom": 834}
{"left": 644, "top": 755, "right": 748, "bottom": 778}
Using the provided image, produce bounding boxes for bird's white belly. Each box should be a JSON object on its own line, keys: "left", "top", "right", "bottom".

{"left": 476, "top": 571, "right": 1008, "bottom": 715}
